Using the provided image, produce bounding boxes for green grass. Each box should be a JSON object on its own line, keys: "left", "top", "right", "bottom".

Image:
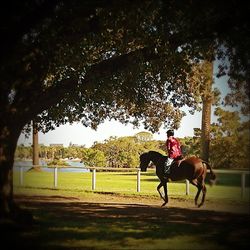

{"left": 13, "top": 170, "right": 250, "bottom": 203}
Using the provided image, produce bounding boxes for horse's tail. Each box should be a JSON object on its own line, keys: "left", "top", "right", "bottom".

{"left": 202, "top": 160, "right": 216, "bottom": 186}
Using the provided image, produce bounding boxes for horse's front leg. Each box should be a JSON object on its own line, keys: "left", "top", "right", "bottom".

{"left": 157, "top": 181, "right": 168, "bottom": 206}
{"left": 157, "top": 182, "right": 165, "bottom": 202}
{"left": 161, "top": 181, "right": 168, "bottom": 207}
{"left": 157, "top": 182, "right": 165, "bottom": 201}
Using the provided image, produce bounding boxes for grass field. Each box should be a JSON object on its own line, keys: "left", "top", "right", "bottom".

{"left": 13, "top": 170, "right": 250, "bottom": 203}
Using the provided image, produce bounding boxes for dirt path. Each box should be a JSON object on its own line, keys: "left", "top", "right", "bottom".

{"left": 2, "top": 194, "right": 249, "bottom": 249}
{"left": 15, "top": 192, "right": 250, "bottom": 214}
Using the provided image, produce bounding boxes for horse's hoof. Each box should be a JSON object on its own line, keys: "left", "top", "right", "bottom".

{"left": 198, "top": 203, "right": 203, "bottom": 208}
{"left": 161, "top": 202, "right": 167, "bottom": 207}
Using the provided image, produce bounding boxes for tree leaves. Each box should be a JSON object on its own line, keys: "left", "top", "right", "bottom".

{"left": 1, "top": 0, "right": 249, "bottom": 134}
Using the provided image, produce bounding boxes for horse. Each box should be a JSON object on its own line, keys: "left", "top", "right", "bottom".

{"left": 139, "top": 151, "right": 216, "bottom": 207}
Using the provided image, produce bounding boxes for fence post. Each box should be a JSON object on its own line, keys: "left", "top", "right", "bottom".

{"left": 241, "top": 173, "right": 246, "bottom": 199}
{"left": 19, "top": 166, "right": 23, "bottom": 186}
{"left": 185, "top": 179, "right": 190, "bottom": 195}
{"left": 137, "top": 169, "right": 141, "bottom": 192}
{"left": 92, "top": 168, "right": 96, "bottom": 190}
{"left": 54, "top": 167, "right": 57, "bottom": 188}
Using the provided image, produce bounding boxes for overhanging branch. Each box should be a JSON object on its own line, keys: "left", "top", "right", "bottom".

{"left": 15, "top": 46, "right": 160, "bottom": 122}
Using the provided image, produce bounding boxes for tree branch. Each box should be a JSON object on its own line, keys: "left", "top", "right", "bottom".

{"left": 15, "top": 46, "right": 160, "bottom": 123}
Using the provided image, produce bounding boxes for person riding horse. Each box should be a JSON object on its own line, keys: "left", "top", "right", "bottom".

{"left": 164, "top": 129, "right": 182, "bottom": 175}
{"left": 139, "top": 151, "right": 216, "bottom": 207}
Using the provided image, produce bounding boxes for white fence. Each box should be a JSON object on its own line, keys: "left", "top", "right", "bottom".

{"left": 17, "top": 166, "right": 249, "bottom": 199}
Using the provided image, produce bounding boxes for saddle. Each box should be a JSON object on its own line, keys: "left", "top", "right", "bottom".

{"left": 172, "top": 157, "right": 185, "bottom": 168}
{"left": 163, "top": 156, "right": 185, "bottom": 178}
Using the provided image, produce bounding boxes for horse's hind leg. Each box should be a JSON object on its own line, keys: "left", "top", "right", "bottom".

{"left": 190, "top": 179, "right": 201, "bottom": 206}
{"left": 198, "top": 184, "right": 207, "bottom": 208}
{"left": 195, "top": 186, "right": 202, "bottom": 206}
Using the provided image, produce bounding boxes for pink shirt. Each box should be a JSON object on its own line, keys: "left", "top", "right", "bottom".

{"left": 166, "top": 136, "right": 182, "bottom": 159}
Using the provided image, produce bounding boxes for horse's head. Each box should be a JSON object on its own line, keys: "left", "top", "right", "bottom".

{"left": 139, "top": 152, "right": 151, "bottom": 172}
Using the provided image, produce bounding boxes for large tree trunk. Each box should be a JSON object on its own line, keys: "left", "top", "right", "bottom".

{"left": 0, "top": 124, "right": 21, "bottom": 217}
{"left": 0, "top": 122, "right": 33, "bottom": 222}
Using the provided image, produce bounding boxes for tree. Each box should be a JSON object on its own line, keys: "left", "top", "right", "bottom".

{"left": 200, "top": 62, "right": 213, "bottom": 161}
{"left": 15, "top": 145, "right": 32, "bottom": 160}
{"left": 92, "top": 135, "right": 165, "bottom": 168}
{"left": 188, "top": 61, "right": 220, "bottom": 161}
{"left": 210, "top": 107, "right": 250, "bottom": 169}
{"left": 80, "top": 148, "right": 106, "bottom": 168}
{"left": 1, "top": 0, "right": 249, "bottom": 218}
{"left": 32, "top": 120, "right": 39, "bottom": 165}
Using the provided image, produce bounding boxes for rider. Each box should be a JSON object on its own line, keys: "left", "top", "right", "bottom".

{"left": 164, "top": 129, "right": 182, "bottom": 174}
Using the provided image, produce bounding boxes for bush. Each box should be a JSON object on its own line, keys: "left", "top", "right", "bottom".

{"left": 47, "top": 159, "right": 70, "bottom": 166}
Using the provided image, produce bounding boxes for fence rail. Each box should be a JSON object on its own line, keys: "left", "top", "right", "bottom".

{"left": 16, "top": 166, "right": 249, "bottom": 198}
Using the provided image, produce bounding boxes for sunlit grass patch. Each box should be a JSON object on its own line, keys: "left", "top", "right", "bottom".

{"left": 13, "top": 170, "right": 250, "bottom": 203}
{"left": 43, "top": 235, "right": 227, "bottom": 250}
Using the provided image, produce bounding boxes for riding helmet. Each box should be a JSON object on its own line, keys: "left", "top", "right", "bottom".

{"left": 166, "top": 129, "right": 174, "bottom": 136}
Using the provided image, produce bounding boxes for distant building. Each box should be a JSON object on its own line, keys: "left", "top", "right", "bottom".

{"left": 49, "top": 144, "right": 64, "bottom": 147}
{"left": 69, "top": 143, "right": 84, "bottom": 148}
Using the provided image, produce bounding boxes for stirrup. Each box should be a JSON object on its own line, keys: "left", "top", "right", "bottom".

{"left": 164, "top": 166, "right": 171, "bottom": 175}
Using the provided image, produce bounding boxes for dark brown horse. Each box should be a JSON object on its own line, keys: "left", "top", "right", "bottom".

{"left": 139, "top": 151, "right": 216, "bottom": 207}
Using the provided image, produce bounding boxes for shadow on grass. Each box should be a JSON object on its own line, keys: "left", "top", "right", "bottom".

{"left": 2, "top": 195, "right": 249, "bottom": 250}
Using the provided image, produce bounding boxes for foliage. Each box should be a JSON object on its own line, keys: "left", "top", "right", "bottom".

{"left": 15, "top": 104, "right": 250, "bottom": 170}
{"left": 92, "top": 136, "right": 165, "bottom": 168}
{"left": 3, "top": 0, "right": 250, "bottom": 171}
{"left": 187, "top": 61, "right": 221, "bottom": 110}
{"left": 177, "top": 108, "right": 250, "bottom": 169}
{"left": 15, "top": 144, "right": 33, "bottom": 160}
{"left": 81, "top": 148, "right": 106, "bottom": 167}
{"left": 1, "top": 0, "right": 249, "bottom": 136}
{"left": 178, "top": 137, "right": 201, "bottom": 158}
{"left": 47, "top": 159, "right": 69, "bottom": 166}
{"left": 209, "top": 108, "right": 250, "bottom": 169}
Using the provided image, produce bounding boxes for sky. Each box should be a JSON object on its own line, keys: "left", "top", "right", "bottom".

{"left": 17, "top": 110, "right": 204, "bottom": 147}
{"left": 17, "top": 111, "right": 204, "bottom": 147}
{"left": 17, "top": 66, "right": 232, "bottom": 148}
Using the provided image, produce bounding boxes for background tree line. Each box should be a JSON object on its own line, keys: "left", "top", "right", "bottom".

{"left": 15, "top": 107, "right": 250, "bottom": 169}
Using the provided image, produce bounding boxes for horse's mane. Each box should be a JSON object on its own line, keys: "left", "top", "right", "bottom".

{"left": 148, "top": 151, "right": 165, "bottom": 157}
{"left": 140, "top": 151, "right": 166, "bottom": 163}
